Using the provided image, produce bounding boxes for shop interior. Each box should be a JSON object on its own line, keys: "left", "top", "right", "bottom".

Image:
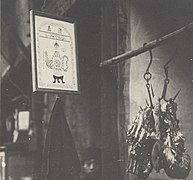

{"left": 1, "top": 0, "right": 193, "bottom": 180}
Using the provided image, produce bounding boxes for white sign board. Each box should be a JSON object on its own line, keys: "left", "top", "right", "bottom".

{"left": 30, "top": 10, "right": 80, "bottom": 93}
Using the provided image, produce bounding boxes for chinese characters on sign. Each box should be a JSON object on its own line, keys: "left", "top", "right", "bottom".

{"left": 30, "top": 10, "right": 80, "bottom": 93}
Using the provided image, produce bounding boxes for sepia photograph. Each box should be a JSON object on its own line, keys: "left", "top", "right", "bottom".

{"left": 1, "top": 0, "right": 193, "bottom": 180}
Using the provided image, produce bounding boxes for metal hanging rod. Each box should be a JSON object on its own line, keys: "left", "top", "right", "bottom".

{"left": 100, "top": 22, "right": 193, "bottom": 67}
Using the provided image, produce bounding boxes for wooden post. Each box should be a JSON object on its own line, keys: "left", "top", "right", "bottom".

{"left": 100, "top": 22, "right": 193, "bottom": 67}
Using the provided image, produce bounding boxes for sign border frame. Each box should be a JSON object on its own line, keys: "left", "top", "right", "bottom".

{"left": 30, "top": 10, "right": 80, "bottom": 94}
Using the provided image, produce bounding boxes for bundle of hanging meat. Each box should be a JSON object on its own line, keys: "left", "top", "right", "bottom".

{"left": 127, "top": 99, "right": 191, "bottom": 179}
{"left": 126, "top": 106, "right": 156, "bottom": 179}
{"left": 152, "top": 99, "right": 191, "bottom": 179}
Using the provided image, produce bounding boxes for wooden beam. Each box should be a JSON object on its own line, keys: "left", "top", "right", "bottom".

{"left": 100, "top": 22, "right": 193, "bottom": 67}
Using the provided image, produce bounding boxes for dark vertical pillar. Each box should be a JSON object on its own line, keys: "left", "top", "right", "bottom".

{"left": 117, "top": 1, "right": 131, "bottom": 180}
{"left": 31, "top": 93, "right": 44, "bottom": 178}
{"left": 66, "top": 0, "right": 102, "bottom": 158}
{"left": 101, "top": 0, "right": 119, "bottom": 180}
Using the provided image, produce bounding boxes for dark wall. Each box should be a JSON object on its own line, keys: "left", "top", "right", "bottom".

{"left": 41, "top": 0, "right": 102, "bottom": 162}
{"left": 43, "top": 1, "right": 120, "bottom": 179}
{"left": 66, "top": 0, "right": 102, "bottom": 160}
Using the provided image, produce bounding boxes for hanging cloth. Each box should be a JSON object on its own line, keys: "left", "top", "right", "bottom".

{"left": 41, "top": 98, "right": 81, "bottom": 180}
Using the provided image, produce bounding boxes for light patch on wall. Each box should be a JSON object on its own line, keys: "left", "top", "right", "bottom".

{"left": 0, "top": 53, "right": 10, "bottom": 77}
{"left": 18, "top": 111, "right": 30, "bottom": 130}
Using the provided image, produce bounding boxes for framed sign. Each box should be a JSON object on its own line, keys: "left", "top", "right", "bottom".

{"left": 30, "top": 10, "right": 80, "bottom": 93}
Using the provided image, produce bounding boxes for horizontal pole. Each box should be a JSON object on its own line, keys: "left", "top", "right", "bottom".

{"left": 100, "top": 22, "right": 193, "bottom": 67}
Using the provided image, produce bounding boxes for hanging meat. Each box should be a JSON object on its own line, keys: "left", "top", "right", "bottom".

{"left": 127, "top": 49, "right": 191, "bottom": 179}
{"left": 152, "top": 98, "right": 191, "bottom": 179}
{"left": 126, "top": 106, "right": 156, "bottom": 179}
{"left": 126, "top": 49, "right": 156, "bottom": 179}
